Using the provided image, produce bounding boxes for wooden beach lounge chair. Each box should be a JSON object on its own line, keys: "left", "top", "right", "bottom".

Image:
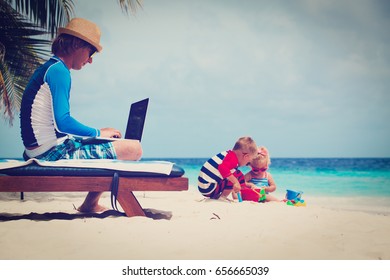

{"left": 0, "top": 159, "right": 188, "bottom": 218}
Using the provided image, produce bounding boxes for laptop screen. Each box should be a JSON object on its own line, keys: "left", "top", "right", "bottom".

{"left": 125, "top": 98, "right": 149, "bottom": 141}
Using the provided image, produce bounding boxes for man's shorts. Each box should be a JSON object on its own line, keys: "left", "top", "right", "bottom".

{"left": 34, "top": 138, "right": 117, "bottom": 161}
{"left": 198, "top": 169, "right": 245, "bottom": 199}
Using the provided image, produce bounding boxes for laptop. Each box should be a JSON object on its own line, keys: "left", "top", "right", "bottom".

{"left": 79, "top": 98, "right": 149, "bottom": 144}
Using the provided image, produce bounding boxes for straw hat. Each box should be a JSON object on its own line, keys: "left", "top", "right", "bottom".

{"left": 58, "top": 18, "right": 103, "bottom": 52}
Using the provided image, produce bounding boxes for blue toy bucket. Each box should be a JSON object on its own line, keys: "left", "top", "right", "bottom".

{"left": 286, "top": 189, "right": 303, "bottom": 200}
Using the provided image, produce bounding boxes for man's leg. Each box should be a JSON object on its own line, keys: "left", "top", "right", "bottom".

{"left": 78, "top": 140, "right": 142, "bottom": 213}
{"left": 112, "top": 139, "right": 142, "bottom": 161}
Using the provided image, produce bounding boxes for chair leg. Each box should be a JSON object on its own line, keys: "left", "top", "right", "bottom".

{"left": 20, "top": 192, "right": 24, "bottom": 200}
{"left": 117, "top": 189, "right": 146, "bottom": 217}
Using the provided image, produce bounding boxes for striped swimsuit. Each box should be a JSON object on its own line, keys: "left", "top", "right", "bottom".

{"left": 198, "top": 151, "right": 245, "bottom": 199}
{"left": 249, "top": 172, "right": 271, "bottom": 194}
{"left": 249, "top": 173, "right": 269, "bottom": 188}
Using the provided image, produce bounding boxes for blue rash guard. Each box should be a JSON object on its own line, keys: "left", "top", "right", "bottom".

{"left": 20, "top": 56, "right": 100, "bottom": 152}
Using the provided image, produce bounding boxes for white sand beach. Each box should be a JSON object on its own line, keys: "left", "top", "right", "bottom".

{"left": 0, "top": 187, "right": 390, "bottom": 260}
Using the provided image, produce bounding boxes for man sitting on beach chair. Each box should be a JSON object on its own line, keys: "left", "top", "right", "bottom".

{"left": 19, "top": 18, "right": 142, "bottom": 213}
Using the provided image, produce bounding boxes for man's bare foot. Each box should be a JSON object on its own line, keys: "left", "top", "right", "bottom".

{"left": 77, "top": 204, "right": 109, "bottom": 213}
{"left": 77, "top": 192, "right": 107, "bottom": 213}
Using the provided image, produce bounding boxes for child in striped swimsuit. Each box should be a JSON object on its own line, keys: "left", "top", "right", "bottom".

{"left": 242, "top": 146, "right": 279, "bottom": 202}
{"left": 198, "top": 137, "right": 258, "bottom": 200}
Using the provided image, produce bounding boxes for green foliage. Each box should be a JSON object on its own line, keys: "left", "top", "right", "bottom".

{"left": 0, "top": 0, "right": 142, "bottom": 125}
{"left": 0, "top": 0, "right": 74, "bottom": 125}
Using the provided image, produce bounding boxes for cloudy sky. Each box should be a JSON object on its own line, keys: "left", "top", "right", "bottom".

{"left": 1, "top": 0, "right": 389, "bottom": 158}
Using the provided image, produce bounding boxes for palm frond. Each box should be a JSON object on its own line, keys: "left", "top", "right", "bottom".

{"left": 7, "top": 0, "right": 75, "bottom": 37}
{"left": 0, "top": 0, "right": 51, "bottom": 125}
{"left": 0, "top": 60, "right": 17, "bottom": 124}
{"left": 1, "top": 0, "right": 140, "bottom": 125}
{"left": 118, "top": 0, "right": 143, "bottom": 15}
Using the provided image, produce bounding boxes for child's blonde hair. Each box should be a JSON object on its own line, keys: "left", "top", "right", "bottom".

{"left": 252, "top": 146, "right": 271, "bottom": 166}
{"left": 232, "top": 136, "right": 258, "bottom": 155}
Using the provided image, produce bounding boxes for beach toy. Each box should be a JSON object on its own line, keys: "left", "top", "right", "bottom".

{"left": 237, "top": 192, "right": 243, "bottom": 202}
{"left": 285, "top": 189, "right": 306, "bottom": 207}
{"left": 258, "top": 188, "right": 266, "bottom": 202}
{"left": 295, "top": 200, "right": 306, "bottom": 207}
{"left": 286, "top": 200, "right": 294, "bottom": 206}
{"left": 286, "top": 189, "right": 303, "bottom": 200}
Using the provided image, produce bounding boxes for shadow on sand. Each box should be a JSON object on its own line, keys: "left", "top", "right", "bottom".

{"left": 0, "top": 208, "right": 172, "bottom": 221}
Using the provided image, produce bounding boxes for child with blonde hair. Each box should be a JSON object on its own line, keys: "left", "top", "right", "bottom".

{"left": 241, "top": 146, "right": 279, "bottom": 202}
{"left": 198, "top": 136, "right": 258, "bottom": 200}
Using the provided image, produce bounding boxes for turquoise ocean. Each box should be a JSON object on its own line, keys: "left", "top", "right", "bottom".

{"left": 147, "top": 157, "right": 390, "bottom": 200}
{"left": 2, "top": 157, "right": 390, "bottom": 212}
{"left": 3, "top": 157, "right": 390, "bottom": 201}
